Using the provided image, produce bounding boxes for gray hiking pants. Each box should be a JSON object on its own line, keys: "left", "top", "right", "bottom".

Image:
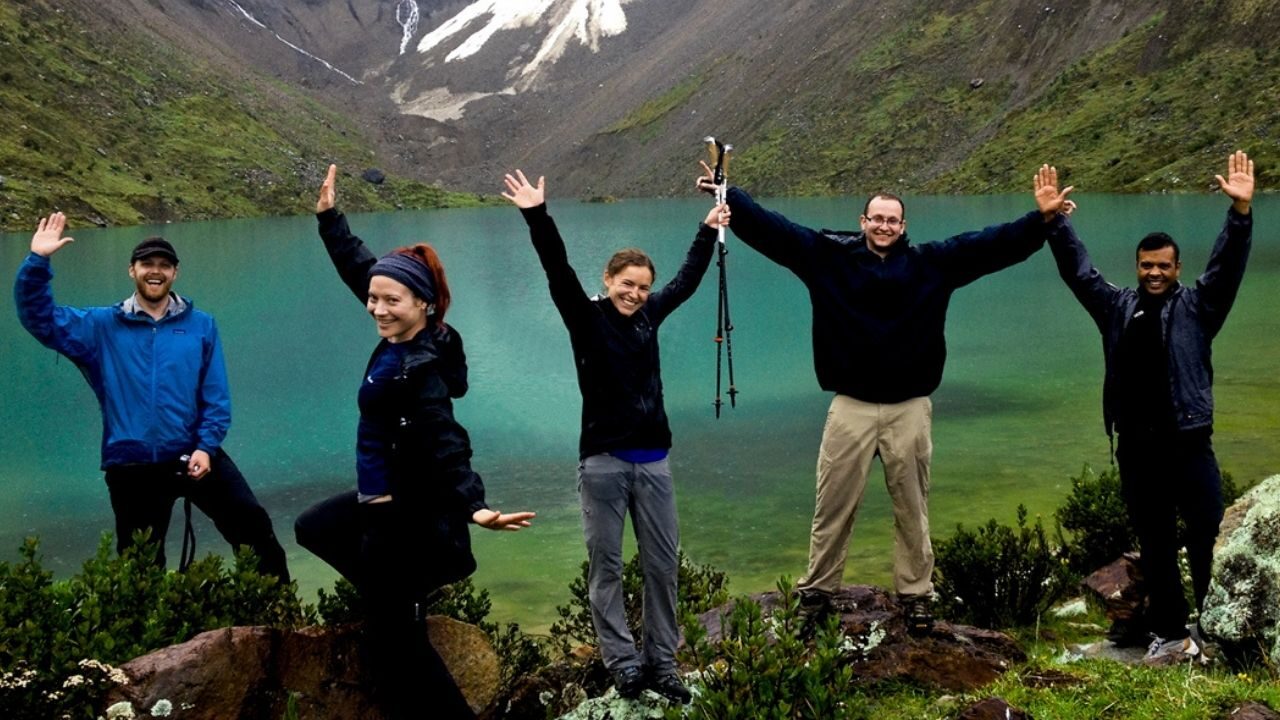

{"left": 577, "top": 454, "right": 680, "bottom": 673}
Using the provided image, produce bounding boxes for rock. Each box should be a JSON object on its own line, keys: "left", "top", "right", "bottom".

{"left": 1223, "top": 701, "right": 1280, "bottom": 719}
{"left": 1201, "top": 474, "right": 1280, "bottom": 669}
{"left": 490, "top": 655, "right": 610, "bottom": 720}
{"left": 104, "top": 617, "right": 499, "bottom": 719}
{"left": 1082, "top": 552, "right": 1144, "bottom": 622}
{"left": 362, "top": 168, "right": 386, "bottom": 185}
{"left": 1082, "top": 552, "right": 1148, "bottom": 645}
{"left": 695, "top": 585, "right": 1025, "bottom": 692}
{"left": 958, "top": 697, "right": 1030, "bottom": 719}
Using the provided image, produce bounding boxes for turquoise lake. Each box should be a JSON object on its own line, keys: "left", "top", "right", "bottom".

{"left": 2, "top": 194, "right": 1276, "bottom": 630}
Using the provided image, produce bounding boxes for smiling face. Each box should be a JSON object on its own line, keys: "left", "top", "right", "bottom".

{"left": 1136, "top": 246, "right": 1181, "bottom": 296}
{"left": 128, "top": 256, "right": 178, "bottom": 304}
{"left": 859, "top": 195, "right": 906, "bottom": 257}
{"left": 602, "top": 264, "right": 654, "bottom": 317}
{"left": 367, "top": 274, "right": 429, "bottom": 343}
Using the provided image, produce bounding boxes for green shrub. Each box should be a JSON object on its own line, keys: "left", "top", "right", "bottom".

{"left": 0, "top": 533, "right": 310, "bottom": 720}
{"left": 674, "top": 578, "right": 859, "bottom": 719}
{"left": 934, "top": 505, "right": 1072, "bottom": 629}
{"left": 1055, "top": 464, "right": 1135, "bottom": 577}
{"left": 550, "top": 550, "right": 730, "bottom": 654}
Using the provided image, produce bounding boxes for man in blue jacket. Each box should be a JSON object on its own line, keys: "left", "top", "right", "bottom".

{"left": 14, "top": 212, "right": 289, "bottom": 580}
{"left": 698, "top": 165, "right": 1072, "bottom": 631}
{"left": 1047, "top": 151, "right": 1254, "bottom": 662}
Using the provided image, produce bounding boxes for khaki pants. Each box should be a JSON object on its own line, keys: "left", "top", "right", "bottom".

{"left": 798, "top": 394, "right": 934, "bottom": 597}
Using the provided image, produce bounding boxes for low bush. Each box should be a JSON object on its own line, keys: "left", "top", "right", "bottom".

{"left": 0, "top": 534, "right": 308, "bottom": 720}
{"left": 934, "top": 505, "right": 1072, "bottom": 629}
{"left": 675, "top": 578, "right": 858, "bottom": 719}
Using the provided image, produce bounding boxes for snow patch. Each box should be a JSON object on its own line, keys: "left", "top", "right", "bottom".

{"left": 416, "top": 0, "right": 633, "bottom": 80}
{"left": 391, "top": 83, "right": 515, "bottom": 122}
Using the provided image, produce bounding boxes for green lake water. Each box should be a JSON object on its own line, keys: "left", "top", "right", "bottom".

{"left": 2, "top": 194, "right": 1276, "bottom": 630}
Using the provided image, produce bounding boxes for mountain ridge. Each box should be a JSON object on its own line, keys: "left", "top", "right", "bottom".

{"left": 2, "top": 0, "right": 1277, "bottom": 231}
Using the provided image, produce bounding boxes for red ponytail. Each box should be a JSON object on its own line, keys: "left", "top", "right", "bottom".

{"left": 392, "top": 243, "right": 451, "bottom": 327}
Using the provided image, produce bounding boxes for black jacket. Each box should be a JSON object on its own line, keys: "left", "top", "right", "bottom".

{"left": 520, "top": 203, "right": 716, "bottom": 459}
{"left": 725, "top": 186, "right": 1054, "bottom": 403}
{"left": 318, "top": 207, "right": 487, "bottom": 586}
{"left": 1048, "top": 208, "right": 1252, "bottom": 436}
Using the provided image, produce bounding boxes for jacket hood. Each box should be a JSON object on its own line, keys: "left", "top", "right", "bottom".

{"left": 396, "top": 323, "right": 469, "bottom": 399}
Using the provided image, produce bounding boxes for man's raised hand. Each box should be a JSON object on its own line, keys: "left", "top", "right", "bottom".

{"left": 316, "top": 164, "right": 337, "bottom": 213}
{"left": 31, "top": 212, "right": 75, "bottom": 257}
{"left": 1215, "top": 150, "right": 1254, "bottom": 214}
{"left": 1033, "top": 164, "right": 1074, "bottom": 221}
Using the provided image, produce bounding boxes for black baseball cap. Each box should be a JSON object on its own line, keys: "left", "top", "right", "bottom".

{"left": 131, "top": 237, "right": 179, "bottom": 264}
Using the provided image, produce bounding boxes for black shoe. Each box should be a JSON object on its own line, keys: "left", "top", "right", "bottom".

{"left": 797, "top": 589, "right": 833, "bottom": 636}
{"left": 648, "top": 672, "right": 692, "bottom": 704}
{"left": 901, "top": 594, "right": 934, "bottom": 636}
{"left": 613, "top": 665, "right": 646, "bottom": 699}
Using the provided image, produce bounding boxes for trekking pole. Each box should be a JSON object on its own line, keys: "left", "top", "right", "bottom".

{"left": 704, "top": 137, "right": 737, "bottom": 417}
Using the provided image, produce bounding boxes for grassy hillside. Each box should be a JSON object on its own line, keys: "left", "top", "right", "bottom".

{"left": 0, "top": 0, "right": 489, "bottom": 232}
{"left": 597, "top": 0, "right": 1280, "bottom": 198}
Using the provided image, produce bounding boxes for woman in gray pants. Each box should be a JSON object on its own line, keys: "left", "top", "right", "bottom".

{"left": 503, "top": 170, "right": 727, "bottom": 704}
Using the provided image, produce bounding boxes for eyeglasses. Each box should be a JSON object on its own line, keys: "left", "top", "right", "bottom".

{"left": 864, "top": 215, "right": 903, "bottom": 228}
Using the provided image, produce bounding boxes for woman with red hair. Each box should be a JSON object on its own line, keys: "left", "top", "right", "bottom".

{"left": 297, "top": 165, "right": 533, "bottom": 719}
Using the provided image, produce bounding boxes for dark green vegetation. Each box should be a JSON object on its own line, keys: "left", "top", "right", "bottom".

{"left": 644, "top": 2, "right": 1280, "bottom": 198}
{"left": 1, "top": 465, "right": 1274, "bottom": 719}
{"left": 0, "top": 0, "right": 488, "bottom": 232}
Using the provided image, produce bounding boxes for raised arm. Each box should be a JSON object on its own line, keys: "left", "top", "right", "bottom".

{"left": 502, "top": 170, "right": 593, "bottom": 326}
{"left": 643, "top": 204, "right": 724, "bottom": 324}
{"left": 13, "top": 213, "right": 99, "bottom": 362}
{"left": 929, "top": 163, "right": 1073, "bottom": 287}
{"left": 1197, "top": 150, "right": 1255, "bottom": 335}
{"left": 315, "top": 164, "right": 378, "bottom": 303}
{"left": 1046, "top": 210, "right": 1123, "bottom": 328}
{"left": 696, "top": 164, "right": 820, "bottom": 276}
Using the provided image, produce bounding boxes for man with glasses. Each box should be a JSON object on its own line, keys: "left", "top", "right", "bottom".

{"left": 697, "top": 165, "right": 1071, "bottom": 632}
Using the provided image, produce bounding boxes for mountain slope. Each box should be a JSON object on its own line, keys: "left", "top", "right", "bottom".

{"left": 0, "top": 0, "right": 486, "bottom": 231}
{"left": 3, "top": 0, "right": 1278, "bottom": 232}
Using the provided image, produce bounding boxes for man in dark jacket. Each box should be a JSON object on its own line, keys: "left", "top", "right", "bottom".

{"left": 14, "top": 212, "right": 289, "bottom": 580}
{"left": 698, "top": 165, "right": 1072, "bottom": 630}
{"left": 1047, "top": 151, "right": 1254, "bottom": 661}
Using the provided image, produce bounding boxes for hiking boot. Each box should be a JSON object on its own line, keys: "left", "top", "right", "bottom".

{"left": 1143, "top": 635, "right": 1200, "bottom": 666}
{"left": 612, "top": 665, "right": 646, "bottom": 699}
{"left": 797, "top": 589, "right": 833, "bottom": 636}
{"left": 901, "top": 594, "right": 934, "bottom": 636}
{"left": 648, "top": 672, "right": 692, "bottom": 704}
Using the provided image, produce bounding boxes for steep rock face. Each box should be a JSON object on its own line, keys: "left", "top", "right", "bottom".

{"left": 1201, "top": 474, "right": 1280, "bottom": 669}
{"left": 102, "top": 617, "right": 500, "bottom": 719}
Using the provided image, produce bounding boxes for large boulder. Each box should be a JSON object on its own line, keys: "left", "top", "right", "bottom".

{"left": 1200, "top": 474, "right": 1280, "bottom": 668}
{"left": 103, "top": 617, "right": 499, "bottom": 719}
{"left": 696, "top": 585, "right": 1025, "bottom": 692}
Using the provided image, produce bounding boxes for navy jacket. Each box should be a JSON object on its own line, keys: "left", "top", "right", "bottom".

{"left": 1047, "top": 208, "right": 1252, "bottom": 436}
{"left": 15, "top": 252, "right": 231, "bottom": 469}
{"left": 318, "top": 207, "right": 487, "bottom": 586}
{"left": 725, "top": 187, "right": 1053, "bottom": 403}
{"left": 521, "top": 203, "right": 716, "bottom": 459}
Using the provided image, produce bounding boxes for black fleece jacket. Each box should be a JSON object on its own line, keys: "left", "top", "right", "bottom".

{"left": 724, "top": 186, "right": 1055, "bottom": 403}
{"left": 520, "top": 203, "right": 716, "bottom": 459}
